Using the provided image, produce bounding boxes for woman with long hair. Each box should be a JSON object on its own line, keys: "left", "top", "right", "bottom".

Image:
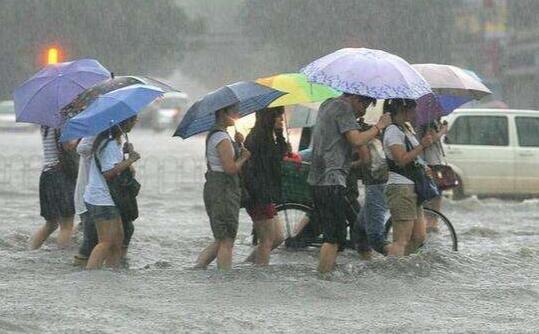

{"left": 194, "top": 104, "right": 251, "bottom": 271}
{"left": 30, "top": 126, "right": 76, "bottom": 249}
{"left": 243, "top": 107, "right": 290, "bottom": 265}
{"left": 382, "top": 99, "right": 433, "bottom": 256}
{"left": 84, "top": 116, "right": 139, "bottom": 269}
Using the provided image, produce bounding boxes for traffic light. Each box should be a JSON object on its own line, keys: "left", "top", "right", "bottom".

{"left": 47, "top": 47, "right": 59, "bottom": 64}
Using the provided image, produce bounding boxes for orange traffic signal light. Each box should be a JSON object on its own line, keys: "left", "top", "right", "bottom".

{"left": 47, "top": 47, "right": 59, "bottom": 64}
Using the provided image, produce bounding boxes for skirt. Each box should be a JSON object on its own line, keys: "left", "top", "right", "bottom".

{"left": 39, "top": 167, "right": 76, "bottom": 221}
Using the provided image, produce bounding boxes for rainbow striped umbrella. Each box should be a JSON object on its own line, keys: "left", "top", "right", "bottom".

{"left": 256, "top": 73, "right": 340, "bottom": 107}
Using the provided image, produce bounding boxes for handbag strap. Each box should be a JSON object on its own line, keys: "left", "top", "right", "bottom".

{"left": 93, "top": 138, "right": 115, "bottom": 174}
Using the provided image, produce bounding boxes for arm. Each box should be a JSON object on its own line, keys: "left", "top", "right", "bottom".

{"left": 217, "top": 139, "right": 249, "bottom": 176}
{"left": 102, "top": 157, "right": 138, "bottom": 181}
{"left": 389, "top": 143, "right": 426, "bottom": 167}
{"left": 345, "top": 126, "right": 381, "bottom": 149}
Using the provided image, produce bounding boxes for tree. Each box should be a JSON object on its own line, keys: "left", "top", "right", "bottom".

{"left": 0, "top": 0, "right": 204, "bottom": 99}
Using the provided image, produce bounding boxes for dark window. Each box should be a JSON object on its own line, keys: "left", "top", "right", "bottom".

{"left": 447, "top": 116, "right": 508, "bottom": 146}
{"left": 516, "top": 117, "right": 539, "bottom": 147}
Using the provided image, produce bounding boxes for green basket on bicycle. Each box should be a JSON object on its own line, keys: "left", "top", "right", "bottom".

{"left": 280, "top": 160, "right": 313, "bottom": 205}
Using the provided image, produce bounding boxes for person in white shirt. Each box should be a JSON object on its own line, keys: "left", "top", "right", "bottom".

{"left": 72, "top": 136, "right": 96, "bottom": 266}
{"left": 85, "top": 117, "right": 139, "bottom": 269}
{"left": 382, "top": 99, "right": 433, "bottom": 257}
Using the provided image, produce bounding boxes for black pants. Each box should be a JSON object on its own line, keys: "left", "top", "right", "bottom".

{"left": 312, "top": 185, "right": 348, "bottom": 246}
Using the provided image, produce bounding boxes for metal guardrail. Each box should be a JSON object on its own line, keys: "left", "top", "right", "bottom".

{"left": 0, "top": 154, "right": 207, "bottom": 195}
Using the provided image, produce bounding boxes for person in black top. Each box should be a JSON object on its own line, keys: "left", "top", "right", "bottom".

{"left": 242, "top": 107, "right": 290, "bottom": 265}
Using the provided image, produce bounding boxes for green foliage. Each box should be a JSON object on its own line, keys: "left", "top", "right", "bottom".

{"left": 0, "top": 0, "right": 205, "bottom": 99}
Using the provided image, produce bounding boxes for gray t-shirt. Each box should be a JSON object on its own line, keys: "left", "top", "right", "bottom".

{"left": 307, "top": 97, "right": 360, "bottom": 187}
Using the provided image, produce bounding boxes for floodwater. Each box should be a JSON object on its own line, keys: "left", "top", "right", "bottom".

{"left": 1, "top": 130, "right": 538, "bottom": 333}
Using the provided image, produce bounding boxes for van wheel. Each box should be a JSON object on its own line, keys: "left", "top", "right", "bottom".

{"left": 452, "top": 175, "right": 466, "bottom": 200}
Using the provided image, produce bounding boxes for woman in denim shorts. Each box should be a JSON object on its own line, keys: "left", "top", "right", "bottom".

{"left": 84, "top": 116, "right": 139, "bottom": 269}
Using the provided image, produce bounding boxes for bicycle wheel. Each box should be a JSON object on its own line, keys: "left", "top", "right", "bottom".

{"left": 384, "top": 207, "right": 458, "bottom": 251}
{"left": 275, "top": 203, "right": 322, "bottom": 248}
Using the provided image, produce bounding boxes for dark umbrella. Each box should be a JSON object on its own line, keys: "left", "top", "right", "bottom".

{"left": 60, "top": 75, "right": 180, "bottom": 123}
{"left": 173, "top": 81, "right": 286, "bottom": 139}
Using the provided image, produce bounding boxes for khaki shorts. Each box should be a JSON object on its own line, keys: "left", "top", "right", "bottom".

{"left": 384, "top": 184, "right": 423, "bottom": 221}
{"left": 203, "top": 171, "right": 241, "bottom": 240}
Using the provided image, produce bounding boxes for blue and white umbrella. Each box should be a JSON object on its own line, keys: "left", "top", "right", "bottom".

{"left": 60, "top": 84, "right": 164, "bottom": 142}
{"left": 301, "top": 48, "right": 432, "bottom": 100}
{"left": 174, "top": 81, "right": 286, "bottom": 139}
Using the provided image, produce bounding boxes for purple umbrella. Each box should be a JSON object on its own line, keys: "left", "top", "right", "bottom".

{"left": 301, "top": 48, "right": 432, "bottom": 99}
{"left": 13, "top": 59, "right": 110, "bottom": 128}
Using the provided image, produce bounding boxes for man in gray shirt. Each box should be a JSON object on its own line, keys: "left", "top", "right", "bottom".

{"left": 308, "top": 93, "right": 391, "bottom": 273}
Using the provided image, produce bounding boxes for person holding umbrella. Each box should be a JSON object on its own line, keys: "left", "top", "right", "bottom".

{"left": 61, "top": 84, "right": 164, "bottom": 268}
{"left": 194, "top": 104, "right": 251, "bottom": 271}
{"left": 13, "top": 59, "right": 110, "bottom": 250}
{"left": 83, "top": 116, "right": 140, "bottom": 269}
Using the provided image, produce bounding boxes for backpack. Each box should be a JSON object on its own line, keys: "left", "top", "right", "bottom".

{"left": 367, "top": 138, "right": 388, "bottom": 183}
{"left": 54, "top": 129, "right": 79, "bottom": 181}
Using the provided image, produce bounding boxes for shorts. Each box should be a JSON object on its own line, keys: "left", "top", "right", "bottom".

{"left": 312, "top": 185, "right": 348, "bottom": 246}
{"left": 246, "top": 203, "right": 277, "bottom": 221}
{"left": 39, "top": 168, "right": 75, "bottom": 221}
{"left": 85, "top": 203, "right": 121, "bottom": 221}
{"left": 384, "top": 184, "right": 423, "bottom": 221}
{"left": 203, "top": 171, "right": 241, "bottom": 240}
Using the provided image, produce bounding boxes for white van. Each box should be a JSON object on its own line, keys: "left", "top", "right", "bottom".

{"left": 443, "top": 108, "right": 539, "bottom": 198}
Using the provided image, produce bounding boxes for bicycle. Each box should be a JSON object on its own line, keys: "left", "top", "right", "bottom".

{"left": 275, "top": 160, "right": 458, "bottom": 252}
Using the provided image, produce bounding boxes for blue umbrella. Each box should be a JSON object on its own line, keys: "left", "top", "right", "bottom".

{"left": 60, "top": 84, "right": 163, "bottom": 142}
{"left": 13, "top": 59, "right": 110, "bottom": 128}
{"left": 173, "top": 81, "right": 286, "bottom": 139}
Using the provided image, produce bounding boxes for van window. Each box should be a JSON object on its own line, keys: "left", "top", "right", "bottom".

{"left": 448, "top": 116, "right": 508, "bottom": 146}
{"left": 516, "top": 117, "right": 539, "bottom": 147}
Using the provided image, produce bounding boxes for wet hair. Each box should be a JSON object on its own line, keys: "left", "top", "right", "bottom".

{"left": 92, "top": 116, "right": 137, "bottom": 153}
{"left": 383, "top": 98, "right": 417, "bottom": 116}
{"left": 252, "top": 106, "right": 284, "bottom": 136}
{"left": 342, "top": 93, "right": 377, "bottom": 107}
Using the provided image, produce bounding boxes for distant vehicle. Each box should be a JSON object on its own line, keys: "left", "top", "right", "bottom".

{"left": 138, "top": 92, "right": 189, "bottom": 132}
{"left": 0, "top": 100, "right": 37, "bottom": 131}
{"left": 443, "top": 108, "right": 539, "bottom": 198}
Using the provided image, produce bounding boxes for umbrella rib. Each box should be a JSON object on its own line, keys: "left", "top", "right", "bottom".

{"left": 17, "top": 78, "right": 57, "bottom": 121}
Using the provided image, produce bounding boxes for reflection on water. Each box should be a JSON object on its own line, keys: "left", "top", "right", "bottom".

{"left": 1, "top": 131, "right": 538, "bottom": 333}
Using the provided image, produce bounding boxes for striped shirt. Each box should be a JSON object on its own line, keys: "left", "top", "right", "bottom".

{"left": 41, "top": 127, "right": 59, "bottom": 171}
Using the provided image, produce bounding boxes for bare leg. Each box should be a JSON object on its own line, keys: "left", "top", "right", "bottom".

{"left": 385, "top": 220, "right": 414, "bottom": 257}
{"left": 245, "top": 217, "right": 286, "bottom": 263}
{"left": 105, "top": 221, "right": 124, "bottom": 268}
{"left": 30, "top": 219, "right": 59, "bottom": 250}
{"left": 86, "top": 218, "right": 122, "bottom": 270}
{"left": 406, "top": 210, "right": 427, "bottom": 255}
{"left": 424, "top": 197, "right": 441, "bottom": 232}
{"left": 318, "top": 242, "right": 338, "bottom": 273}
{"left": 252, "top": 219, "right": 274, "bottom": 266}
{"left": 194, "top": 241, "right": 219, "bottom": 269}
{"left": 216, "top": 238, "right": 234, "bottom": 271}
{"left": 57, "top": 216, "right": 74, "bottom": 249}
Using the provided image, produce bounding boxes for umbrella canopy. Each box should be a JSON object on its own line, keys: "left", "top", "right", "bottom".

{"left": 13, "top": 59, "right": 110, "bottom": 128}
{"left": 301, "top": 48, "right": 432, "bottom": 99}
{"left": 285, "top": 103, "right": 320, "bottom": 129}
{"left": 173, "top": 81, "right": 286, "bottom": 139}
{"left": 61, "top": 75, "right": 180, "bottom": 123}
{"left": 60, "top": 84, "right": 163, "bottom": 142}
{"left": 413, "top": 64, "right": 492, "bottom": 125}
{"left": 256, "top": 73, "right": 340, "bottom": 107}
{"left": 412, "top": 64, "right": 491, "bottom": 99}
